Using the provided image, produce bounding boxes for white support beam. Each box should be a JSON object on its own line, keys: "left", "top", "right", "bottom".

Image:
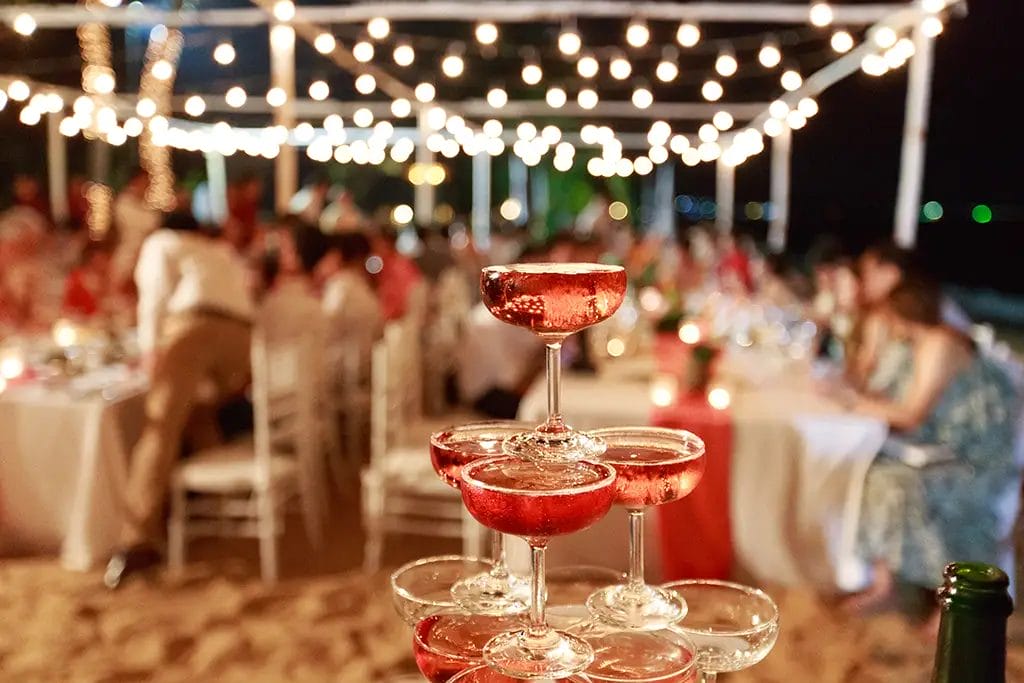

{"left": 715, "top": 157, "right": 735, "bottom": 233}
{"left": 204, "top": 151, "right": 229, "bottom": 225}
{"left": 652, "top": 162, "right": 675, "bottom": 235}
{"left": 768, "top": 127, "right": 792, "bottom": 253}
{"left": 508, "top": 156, "right": 529, "bottom": 227}
{"left": 2, "top": 2, "right": 926, "bottom": 28}
{"left": 414, "top": 110, "right": 435, "bottom": 225}
{"left": 893, "top": 22, "right": 935, "bottom": 248}
{"left": 471, "top": 152, "right": 492, "bottom": 250}
{"left": 46, "top": 112, "right": 68, "bottom": 226}
{"left": 270, "top": 22, "right": 297, "bottom": 214}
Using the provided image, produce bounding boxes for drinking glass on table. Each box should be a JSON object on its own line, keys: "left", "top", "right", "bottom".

{"left": 390, "top": 555, "right": 494, "bottom": 626}
{"left": 413, "top": 609, "right": 526, "bottom": 683}
{"left": 661, "top": 579, "right": 779, "bottom": 682}
{"left": 461, "top": 456, "right": 617, "bottom": 678}
{"left": 430, "top": 421, "right": 533, "bottom": 614}
{"left": 586, "top": 427, "right": 706, "bottom": 630}
{"left": 480, "top": 263, "right": 627, "bottom": 461}
{"left": 568, "top": 621, "right": 699, "bottom": 683}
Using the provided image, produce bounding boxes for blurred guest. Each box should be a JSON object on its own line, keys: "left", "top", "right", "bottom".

{"left": 809, "top": 241, "right": 859, "bottom": 362}
{"left": 372, "top": 229, "right": 423, "bottom": 320}
{"left": 62, "top": 240, "right": 114, "bottom": 320}
{"left": 716, "top": 233, "right": 754, "bottom": 294}
{"left": 112, "top": 168, "right": 161, "bottom": 288}
{"left": 318, "top": 232, "right": 382, "bottom": 369}
{"left": 105, "top": 210, "right": 253, "bottom": 589}
{"left": 845, "top": 278, "right": 1020, "bottom": 621}
{"left": 319, "top": 187, "right": 364, "bottom": 234}
{"left": 12, "top": 174, "right": 51, "bottom": 223}
{"left": 225, "top": 172, "right": 264, "bottom": 251}
{"left": 415, "top": 224, "right": 457, "bottom": 281}
{"left": 0, "top": 208, "right": 59, "bottom": 328}
{"left": 288, "top": 174, "right": 332, "bottom": 227}
{"left": 575, "top": 191, "right": 614, "bottom": 240}
{"left": 67, "top": 175, "right": 90, "bottom": 232}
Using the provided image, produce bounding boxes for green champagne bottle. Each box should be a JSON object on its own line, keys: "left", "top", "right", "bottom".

{"left": 931, "top": 562, "right": 1014, "bottom": 683}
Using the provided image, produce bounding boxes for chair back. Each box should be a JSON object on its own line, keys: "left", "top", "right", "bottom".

{"left": 370, "top": 322, "right": 411, "bottom": 468}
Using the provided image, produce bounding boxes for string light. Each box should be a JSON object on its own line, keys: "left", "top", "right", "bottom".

{"left": 521, "top": 59, "right": 543, "bottom": 85}
{"left": 922, "top": 16, "right": 944, "bottom": 37}
{"left": 809, "top": 2, "right": 834, "bottom": 27}
{"left": 873, "top": 26, "right": 897, "bottom": 48}
{"left": 698, "top": 123, "right": 719, "bottom": 143}
{"left": 353, "top": 40, "right": 374, "bottom": 63}
{"left": 648, "top": 121, "right": 671, "bottom": 146}
{"left": 391, "top": 98, "right": 412, "bottom": 117}
{"left": 314, "top": 33, "right": 336, "bottom": 54}
{"left": 609, "top": 52, "right": 632, "bottom": 80}
{"left": 59, "top": 117, "right": 80, "bottom": 137}
{"left": 701, "top": 80, "right": 723, "bottom": 101}
{"left": 13, "top": 13, "right": 37, "bottom": 37}
{"left": 781, "top": 68, "right": 803, "bottom": 91}
{"left": 266, "top": 87, "right": 287, "bottom": 107}
{"left": 184, "top": 95, "right": 206, "bottom": 117}
{"left": 393, "top": 42, "right": 415, "bottom": 66}
{"left": 308, "top": 80, "right": 329, "bottom": 101}
{"left": 798, "top": 97, "right": 819, "bottom": 117}
{"left": 763, "top": 117, "right": 784, "bottom": 137}
{"left": 483, "top": 119, "right": 503, "bottom": 137}
{"left": 831, "top": 30, "right": 854, "bottom": 53}
{"left": 355, "top": 74, "right": 376, "bottom": 94}
{"left": 475, "top": 22, "right": 498, "bottom": 45}
{"left": 367, "top": 17, "right": 390, "bottom": 40}
{"left": 545, "top": 86, "right": 567, "bottom": 108}
{"left": 698, "top": 141, "right": 721, "bottom": 162}
{"left": 442, "top": 51, "right": 465, "bottom": 78}
{"left": 670, "top": 135, "right": 689, "bottom": 154}
{"left": 19, "top": 108, "right": 42, "bottom": 126}
{"left": 553, "top": 155, "right": 573, "bottom": 172}
{"left": 151, "top": 59, "right": 173, "bottom": 81}
{"left": 7, "top": 81, "right": 30, "bottom": 102}
{"left": 353, "top": 107, "right": 373, "bottom": 127}
{"left": 213, "top": 41, "right": 236, "bottom": 64}
{"left": 634, "top": 156, "right": 654, "bottom": 175}
{"left": 577, "top": 53, "right": 599, "bottom": 78}
{"left": 656, "top": 47, "right": 679, "bottom": 82}
{"left": 487, "top": 86, "right": 508, "bottom": 109}
{"left": 415, "top": 82, "right": 435, "bottom": 102}
{"left": 715, "top": 50, "right": 738, "bottom": 77}
{"left": 225, "top": 86, "right": 247, "bottom": 107}
{"left": 759, "top": 39, "right": 782, "bottom": 67}
{"left": 425, "top": 106, "right": 447, "bottom": 131}
{"left": 516, "top": 121, "right": 537, "bottom": 141}
{"left": 769, "top": 99, "right": 790, "bottom": 118}
{"left": 92, "top": 71, "right": 115, "bottom": 94}
{"left": 677, "top": 22, "right": 701, "bottom": 47}
{"left": 631, "top": 86, "right": 653, "bottom": 109}
{"left": 713, "top": 111, "right": 734, "bottom": 130}
{"left": 786, "top": 110, "right": 807, "bottom": 129}
{"left": 272, "top": 1, "right": 295, "bottom": 22}
{"left": 136, "top": 96, "right": 157, "bottom": 116}
{"left": 123, "top": 117, "right": 143, "bottom": 137}
{"left": 577, "top": 88, "right": 599, "bottom": 110}
{"left": 861, "top": 53, "right": 888, "bottom": 76}
{"left": 559, "top": 26, "right": 582, "bottom": 56}
{"left": 626, "top": 19, "right": 650, "bottom": 48}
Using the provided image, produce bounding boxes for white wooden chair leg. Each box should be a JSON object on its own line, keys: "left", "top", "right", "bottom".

{"left": 257, "top": 490, "right": 279, "bottom": 583}
{"left": 167, "top": 481, "right": 187, "bottom": 574}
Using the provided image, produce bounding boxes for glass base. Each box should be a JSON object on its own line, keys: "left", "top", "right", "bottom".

{"left": 450, "top": 569, "right": 531, "bottom": 615}
{"left": 586, "top": 584, "right": 688, "bottom": 631}
{"left": 484, "top": 627, "right": 594, "bottom": 679}
{"left": 503, "top": 429, "right": 606, "bottom": 462}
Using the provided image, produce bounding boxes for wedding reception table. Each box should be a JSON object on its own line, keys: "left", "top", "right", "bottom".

{"left": 0, "top": 368, "right": 146, "bottom": 570}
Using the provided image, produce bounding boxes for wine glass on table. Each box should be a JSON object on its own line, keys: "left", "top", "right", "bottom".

{"left": 448, "top": 664, "right": 593, "bottom": 682}
{"left": 391, "top": 555, "right": 494, "bottom": 626}
{"left": 461, "top": 456, "right": 617, "bottom": 678}
{"left": 585, "top": 428, "right": 706, "bottom": 630}
{"left": 660, "top": 579, "right": 779, "bottom": 683}
{"left": 568, "top": 621, "right": 699, "bottom": 683}
{"left": 431, "top": 421, "right": 533, "bottom": 614}
{"left": 413, "top": 609, "right": 526, "bottom": 682}
{"left": 480, "top": 263, "right": 627, "bottom": 461}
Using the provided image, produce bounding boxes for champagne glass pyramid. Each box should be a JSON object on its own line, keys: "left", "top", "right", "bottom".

{"left": 431, "top": 421, "right": 533, "bottom": 614}
{"left": 414, "top": 609, "right": 526, "bottom": 682}
{"left": 586, "top": 428, "right": 705, "bottom": 630}
{"left": 461, "top": 456, "right": 617, "bottom": 678}
{"left": 568, "top": 621, "right": 699, "bottom": 683}
{"left": 480, "top": 263, "right": 628, "bottom": 461}
{"left": 661, "top": 580, "right": 779, "bottom": 683}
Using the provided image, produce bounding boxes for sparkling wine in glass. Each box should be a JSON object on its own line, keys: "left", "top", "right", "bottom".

{"left": 431, "top": 422, "right": 533, "bottom": 614}
{"left": 569, "top": 621, "right": 699, "bottom": 683}
{"left": 585, "top": 428, "right": 705, "bottom": 630}
{"left": 661, "top": 580, "right": 779, "bottom": 682}
{"left": 414, "top": 611, "right": 526, "bottom": 682}
{"left": 447, "top": 664, "right": 592, "bottom": 682}
{"left": 480, "top": 263, "right": 627, "bottom": 461}
{"left": 461, "top": 456, "right": 617, "bottom": 678}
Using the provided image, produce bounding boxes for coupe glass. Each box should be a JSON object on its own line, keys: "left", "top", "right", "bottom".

{"left": 661, "top": 580, "right": 779, "bottom": 682}
{"left": 413, "top": 609, "right": 526, "bottom": 682}
{"left": 448, "top": 664, "right": 592, "bottom": 682}
{"left": 431, "top": 421, "right": 533, "bottom": 614}
{"left": 391, "top": 555, "right": 494, "bottom": 626}
{"left": 546, "top": 565, "right": 627, "bottom": 630}
{"left": 585, "top": 428, "right": 705, "bottom": 630}
{"left": 480, "top": 263, "right": 627, "bottom": 461}
{"left": 461, "top": 456, "right": 617, "bottom": 678}
{"left": 569, "top": 621, "right": 699, "bottom": 683}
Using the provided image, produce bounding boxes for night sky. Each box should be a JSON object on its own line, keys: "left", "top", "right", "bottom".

{"left": 0, "top": 0, "right": 1021, "bottom": 294}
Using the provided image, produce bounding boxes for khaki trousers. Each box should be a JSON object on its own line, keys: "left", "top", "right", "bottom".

{"left": 121, "top": 313, "right": 251, "bottom": 546}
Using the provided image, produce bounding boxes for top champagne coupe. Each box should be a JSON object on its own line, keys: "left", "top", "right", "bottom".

{"left": 480, "top": 263, "right": 628, "bottom": 461}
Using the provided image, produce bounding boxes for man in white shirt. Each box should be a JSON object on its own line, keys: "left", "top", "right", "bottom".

{"left": 105, "top": 211, "right": 254, "bottom": 588}
{"left": 111, "top": 169, "right": 162, "bottom": 289}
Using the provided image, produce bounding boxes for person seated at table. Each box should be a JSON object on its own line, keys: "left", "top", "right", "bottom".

{"left": 370, "top": 227, "right": 423, "bottom": 321}
{"left": 62, "top": 240, "right": 115, "bottom": 320}
{"left": 259, "top": 219, "right": 327, "bottom": 338}
{"left": 105, "top": 210, "right": 254, "bottom": 589}
{"left": 111, "top": 168, "right": 162, "bottom": 291}
{"left": 0, "top": 207, "right": 61, "bottom": 330}
{"left": 843, "top": 277, "right": 1020, "bottom": 627}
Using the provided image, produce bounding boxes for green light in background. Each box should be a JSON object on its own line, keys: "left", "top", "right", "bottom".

{"left": 744, "top": 202, "right": 764, "bottom": 220}
{"left": 921, "top": 200, "right": 943, "bottom": 221}
{"left": 972, "top": 204, "right": 993, "bottom": 224}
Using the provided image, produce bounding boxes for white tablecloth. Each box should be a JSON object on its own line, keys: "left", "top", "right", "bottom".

{"left": 0, "top": 378, "right": 145, "bottom": 570}
{"left": 516, "top": 350, "right": 887, "bottom": 591}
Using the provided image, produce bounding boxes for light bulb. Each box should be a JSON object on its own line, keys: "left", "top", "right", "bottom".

{"left": 769, "top": 99, "right": 790, "bottom": 118}
{"left": 487, "top": 87, "right": 508, "bottom": 109}
{"left": 670, "top": 135, "right": 689, "bottom": 154}
{"left": 224, "top": 86, "right": 246, "bottom": 108}
{"left": 483, "top": 119, "right": 503, "bottom": 137}
{"left": 442, "top": 54, "right": 465, "bottom": 78}
{"left": 367, "top": 17, "right": 390, "bottom": 40}
{"left": 577, "top": 54, "right": 599, "bottom": 78}
{"left": 648, "top": 120, "right": 671, "bottom": 145}
{"left": 19, "top": 108, "right": 41, "bottom": 126}
{"left": 648, "top": 146, "right": 669, "bottom": 164}
{"left": 759, "top": 42, "right": 781, "bottom": 67}
{"left": 353, "top": 41, "right": 374, "bottom": 63}
{"left": 716, "top": 51, "right": 738, "bottom": 77}
{"left": 577, "top": 88, "right": 599, "bottom": 110}
{"left": 764, "top": 117, "right": 785, "bottom": 137}
{"left": 266, "top": 87, "right": 287, "bottom": 107}
{"left": 308, "top": 80, "right": 329, "bottom": 101}
{"left": 609, "top": 54, "right": 632, "bottom": 80}
{"left": 831, "top": 30, "right": 854, "bottom": 53}
{"left": 922, "top": 16, "right": 943, "bottom": 37}
{"left": 522, "top": 62, "right": 542, "bottom": 85}
{"left": 701, "top": 80, "right": 723, "bottom": 101}
{"left": 698, "top": 123, "right": 719, "bottom": 143}
{"left": 184, "top": 95, "right": 206, "bottom": 117}
{"left": 798, "top": 97, "right": 819, "bottom": 117}
{"left": 656, "top": 58, "right": 679, "bottom": 82}
{"left": 393, "top": 43, "right": 415, "bottom": 66}
{"left": 631, "top": 87, "right": 653, "bottom": 109}
{"left": 59, "top": 117, "right": 79, "bottom": 137}
{"left": 786, "top": 110, "right": 807, "bottom": 129}
{"left": 415, "top": 82, "right": 435, "bottom": 103}
{"left": 713, "top": 111, "right": 734, "bottom": 130}
{"left": 545, "top": 87, "right": 567, "bottom": 108}
{"left": 554, "top": 156, "right": 573, "bottom": 172}
{"left": 781, "top": 69, "right": 802, "bottom": 91}
{"left": 123, "top": 117, "right": 143, "bottom": 137}
{"left": 809, "top": 2, "right": 834, "bottom": 27}
{"left": 677, "top": 22, "right": 701, "bottom": 47}
{"left": 626, "top": 19, "right": 650, "bottom": 48}
{"left": 151, "top": 59, "right": 173, "bottom": 81}
{"left": 425, "top": 106, "right": 447, "bottom": 131}
{"left": 861, "top": 54, "right": 888, "bottom": 76}
{"left": 559, "top": 29, "right": 581, "bottom": 56}
{"left": 136, "top": 96, "right": 157, "bottom": 117}
{"left": 391, "top": 98, "right": 412, "bottom": 118}
{"left": 213, "top": 41, "right": 236, "bottom": 64}
{"left": 314, "top": 33, "right": 336, "bottom": 54}
{"left": 92, "top": 72, "right": 115, "bottom": 95}
{"left": 355, "top": 74, "right": 376, "bottom": 94}
{"left": 698, "top": 141, "right": 721, "bottom": 162}
{"left": 13, "top": 13, "right": 37, "bottom": 36}
{"left": 873, "top": 26, "right": 897, "bottom": 48}
{"left": 272, "top": 0, "right": 294, "bottom": 22}
{"left": 475, "top": 22, "right": 498, "bottom": 45}
{"left": 634, "top": 156, "right": 654, "bottom": 175}
{"left": 353, "top": 107, "right": 373, "bottom": 128}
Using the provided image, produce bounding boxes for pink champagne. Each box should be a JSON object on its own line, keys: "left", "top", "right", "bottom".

{"left": 584, "top": 628, "right": 698, "bottom": 683}
{"left": 430, "top": 427, "right": 516, "bottom": 490}
{"left": 413, "top": 613, "right": 522, "bottom": 683}
{"left": 451, "top": 665, "right": 590, "bottom": 682}
{"left": 600, "top": 446, "right": 706, "bottom": 508}
{"left": 461, "top": 458, "right": 616, "bottom": 539}
{"left": 480, "top": 263, "right": 627, "bottom": 338}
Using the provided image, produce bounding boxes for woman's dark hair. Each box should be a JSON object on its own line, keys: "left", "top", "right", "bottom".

{"left": 163, "top": 210, "right": 200, "bottom": 233}
{"left": 290, "top": 223, "right": 329, "bottom": 274}
{"left": 334, "top": 232, "right": 372, "bottom": 264}
{"left": 885, "top": 276, "right": 942, "bottom": 326}
{"left": 862, "top": 239, "right": 923, "bottom": 278}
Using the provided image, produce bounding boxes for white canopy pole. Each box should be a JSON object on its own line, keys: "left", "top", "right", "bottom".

{"left": 46, "top": 112, "right": 69, "bottom": 226}
{"left": 269, "top": 22, "right": 297, "bottom": 214}
{"left": 715, "top": 157, "right": 735, "bottom": 233}
{"left": 471, "top": 152, "right": 492, "bottom": 250}
{"left": 204, "top": 151, "right": 229, "bottom": 225}
{"left": 768, "top": 127, "right": 792, "bottom": 252}
{"left": 652, "top": 162, "right": 675, "bottom": 235}
{"left": 414, "top": 110, "right": 435, "bottom": 225}
{"left": 893, "top": 22, "right": 936, "bottom": 248}
{"left": 508, "top": 156, "right": 529, "bottom": 227}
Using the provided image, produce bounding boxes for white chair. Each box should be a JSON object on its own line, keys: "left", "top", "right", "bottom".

{"left": 167, "top": 329, "right": 327, "bottom": 582}
{"left": 423, "top": 268, "right": 472, "bottom": 414}
{"left": 360, "top": 322, "right": 477, "bottom": 573}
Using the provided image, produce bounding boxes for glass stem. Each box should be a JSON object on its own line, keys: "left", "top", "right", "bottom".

{"left": 528, "top": 542, "right": 547, "bottom": 635}
{"left": 489, "top": 530, "right": 508, "bottom": 577}
{"left": 701, "top": 673, "right": 718, "bottom": 683}
{"left": 545, "top": 343, "right": 563, "bottom": 430}
{"left": 627, "top": 509, "right": 646, "bottom": 590}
